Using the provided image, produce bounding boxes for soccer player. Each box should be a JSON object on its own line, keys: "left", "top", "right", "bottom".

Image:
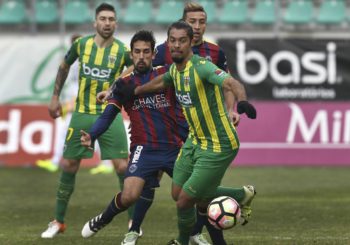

{"left": 36, "top": 34, "right": 82, "bottom": 173}
{"left": 119, "top": 21, "right": 257, "bottom": 245}
{"left": 132, "top": 3, "right": 237, "bottom": 244}
{"left": 154, "top": 3, "right": 227, "bottom": 70}
{"left": 41, "top": 3, "right": 131, "bottom": 238}
{"left": 79, "top": 30, "right": 186, "bottom": 244}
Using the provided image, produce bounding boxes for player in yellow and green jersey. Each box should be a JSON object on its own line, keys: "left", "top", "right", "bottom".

{"left": 119, "top": 21, "right": 257, "bottom": 245}
{"left": 41, "top": 3, "right": 132, "bottom": 239}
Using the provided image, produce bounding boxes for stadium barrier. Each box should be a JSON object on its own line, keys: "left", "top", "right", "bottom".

{"left": 0, "top": 35, "right": 349, "bottom": 166}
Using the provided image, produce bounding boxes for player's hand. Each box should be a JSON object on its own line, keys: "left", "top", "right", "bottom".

{"left": 48, "top": 96, "right": 62, "bottom": 119}
{"left": 96, "top": 90, "right": 111, "bottom": 104}
{"left": 231, "top": 111, "right": 240, "bottom": 126}
{"left": 80, "top": 130, "right": 93, "bottom": 151}
{"left": 237, "top": 101, "right": 257, "bottom": 119}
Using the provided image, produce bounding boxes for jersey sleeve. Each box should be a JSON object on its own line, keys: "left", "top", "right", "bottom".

{"left": 89, "top": 104, "right": 121, "bottom": 143}
{"left": 64, "top": 38, "right": 80, "bottom": 65}
{"left": 197, "top": 60, "right": 230, "bottom": 86}
{"left": 153, "top": 43, "right": 166, "bottom": 67}
{"left": 217, "top": 48, "right": 228, "bottom": 72}
{"left": 107, "top": 79, "right": 124, "bottom": 109}
{"left": 162, "top": 70, "right": 173, "bottom": 87}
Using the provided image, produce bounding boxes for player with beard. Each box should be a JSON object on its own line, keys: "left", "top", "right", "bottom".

{"left": 116, "top": 21, "right": 257, "bottom": 245}
{"left": 139, "top": 3, "right": 238, "bottom": 244}
{"left": 79, "top": 30, "right": 186, "bottom": 245}
{"left": 41, "top": 3, "right": 132, "bottom": 238}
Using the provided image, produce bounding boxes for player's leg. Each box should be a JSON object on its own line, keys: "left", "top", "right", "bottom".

{"left": 214, "top": 185, "right": 256, "bottom": 225}
{"left": 42, "top": 112, "right": 94, "bottom": 238}
{"left": 177, "top": 146, "right": 237, "bottom": 245}
{"left": 123, "top": 147, "right": 179, "bottom": 245}
{"left": 128, "top": 187, "right": 154, "bottom": 232}
{"left": 81, "top": 176, "right": 145, "bottom": 238}
{"left": 36, "top": 114, "right": 71, "bottom": 172}
{"left": 129, "top": 146, "right": 179, "bottom": 236}
{"left": 169, "top": 143, "right": 197, "bottom": 245}
{"left": 97, "top": 114, "right": 133, "bottom": 221}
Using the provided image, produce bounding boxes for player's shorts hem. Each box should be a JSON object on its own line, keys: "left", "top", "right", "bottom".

{"left": 63, "top": 154, "right": 93, "bottom": 160}
{"left": 101, "top": 153, "right": 129, "bottom": 160}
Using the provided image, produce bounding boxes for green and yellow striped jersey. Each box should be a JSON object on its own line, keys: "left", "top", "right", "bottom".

{"left": 65, "top": 35, "right": 132, "bottom": 114}
{"left": 163, "top": 55, "right": 239, "bottom": 152}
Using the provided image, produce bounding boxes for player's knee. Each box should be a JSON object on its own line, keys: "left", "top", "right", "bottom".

{"left": 171, "top": 185, "right": 181, "bottom": 201}
{"left": 171, "top": 191, "right": 178, "bottom": 201}
{"left": 176, "top": 196, "right": 194, "bottom": 209}
{"left": 61, "top": 159, "right": 80, "bottom": 172}
{"left": 121, "top": 191, "right": 138, "bottom": 207}
{"left": 112, "top": 159, "right": 128, "bottom": 174}
{"left": 176, "top": 198, "right": 189, "bottom": 209}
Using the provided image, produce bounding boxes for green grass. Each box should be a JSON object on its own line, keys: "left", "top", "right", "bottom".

{"left": 0, "top": 166, "right": 350, "bottom": 245}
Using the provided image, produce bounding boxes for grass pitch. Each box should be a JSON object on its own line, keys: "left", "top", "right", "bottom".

{"left": 0, "top": 166, "right": 349, "bottom": 245}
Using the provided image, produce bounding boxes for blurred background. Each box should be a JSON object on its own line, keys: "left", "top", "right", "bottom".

{"left": 1, "top": 0, "right": 349, "bottom": 167}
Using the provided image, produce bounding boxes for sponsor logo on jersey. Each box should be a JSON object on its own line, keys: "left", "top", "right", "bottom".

{"left": 176, "top": 92, "right": 192, "bottom": 107}
{"left": 82, "top": 63, "right": 112, "bottom": 79}
{"left": 132, "top": 93, "right": 171, "bottom": 110}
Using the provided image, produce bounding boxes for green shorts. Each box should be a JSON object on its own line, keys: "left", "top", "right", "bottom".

{"left": 173, "top": 138, "right": 239, "bottom": 200}
{"left": 63, "top": 112, "right": 128, "bottom": 160}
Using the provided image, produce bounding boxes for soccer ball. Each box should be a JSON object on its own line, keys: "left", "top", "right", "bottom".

{"left": 207, "top": 196, "right": 241, "bottom": 230}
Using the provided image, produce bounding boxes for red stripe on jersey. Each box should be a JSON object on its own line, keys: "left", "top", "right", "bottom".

{"left": 204, "top": 41, "right": 220, "bottom": 65}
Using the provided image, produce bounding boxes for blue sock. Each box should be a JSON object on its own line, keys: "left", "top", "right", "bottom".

{"left": 101, "top": 192, "right": 127, "bottom": 224}
{"left": 193, "top": 206, "right": 227, "bottom": 245}
{"left": 191, "top": 208, "right": 205, "bottom": 235}
{"left": 130, "top": 188, "right": 155, "bottom": 233}
{"left": 206, "top": 222, "right": 227, "bottom": 245}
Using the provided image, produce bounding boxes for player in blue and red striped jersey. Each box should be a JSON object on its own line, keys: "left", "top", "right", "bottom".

{"left": 79, "top": 30, "right": 187, "bottom": 245}
{"left": 154, "top": 33, "right": 227, "bottom": 72}
{"left": 153, "top": 5, "right": 227, "bottom": 72}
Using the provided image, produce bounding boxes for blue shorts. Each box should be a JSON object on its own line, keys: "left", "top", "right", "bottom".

{"left": 125, "top": 145, "right": 181, "bottom": 188}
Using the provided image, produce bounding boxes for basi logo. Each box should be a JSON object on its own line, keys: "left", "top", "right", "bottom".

{"left": 236, "top": 40, "right": 339, "bottom": 85}
{"left": 82, "top": 63, "right": 111, "bottom": 79}
{"left": 176, "top": 92, "right": 192, "bottom": 107}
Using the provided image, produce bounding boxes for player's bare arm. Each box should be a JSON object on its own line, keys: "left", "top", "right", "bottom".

{"left": 222, "top": 77, "right": 257, "bottom": 119}
{"left": 223, "top": 89, "right": 240, "bottom": 126}
{"left": 48, "top": 61, "right": 70, "bottom": 119}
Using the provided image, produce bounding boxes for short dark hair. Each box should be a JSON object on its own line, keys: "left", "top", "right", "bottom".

{"left": 95, "top": 3, "right": 116, "bottom": 18}
{"left": 167, "top": 21, "right": 193, "bottom": 41}
{"left": 130, "top": 30, "right": 156, "bottom": 52}
{"left": 182, "top": 2, "right": 206, "bottom": 20}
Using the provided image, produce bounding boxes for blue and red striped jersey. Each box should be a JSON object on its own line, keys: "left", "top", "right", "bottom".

{"left": 108, "top": 66, "right": 186, "bottom": 149}
{"left": 153, "top": 40, "right": 228, "bottom": 71}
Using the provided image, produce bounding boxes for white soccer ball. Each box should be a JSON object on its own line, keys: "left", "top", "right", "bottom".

{"left": 207, "top": 196, "right": 241, "bottom": 230}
